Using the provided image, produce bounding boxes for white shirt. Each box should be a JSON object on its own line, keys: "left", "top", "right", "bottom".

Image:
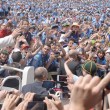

{"left": 0, "top": 35, "right": 14, "bottom": 49}
{"left": 64, "top": 46, "right": 69, "bottom": 54}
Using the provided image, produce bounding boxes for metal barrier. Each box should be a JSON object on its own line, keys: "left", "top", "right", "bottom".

{"left": 0, "top": 76, "right": 22, "bottom": 91}
{"left": 0, "top": 65, "right": 34, "bottom": 87}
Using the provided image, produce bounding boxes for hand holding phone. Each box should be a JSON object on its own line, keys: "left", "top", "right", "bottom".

{"left": 57, "top": 75, "right": 67, "bottom": 82}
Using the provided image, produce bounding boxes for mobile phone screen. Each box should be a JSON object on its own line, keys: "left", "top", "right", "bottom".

{"left": 57, "top": 75, "right": 67, "bottom": 82}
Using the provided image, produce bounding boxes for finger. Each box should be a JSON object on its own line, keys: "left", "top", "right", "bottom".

{"left": 49, "top": 94, "right": 59, "bottom": 101}
{"left": 5, "top": 94, "right": 10, "bottom": 99}
{"left": 44, "top": 97, "right": 52, "bottom": 110}
{"left": 17, "top": 101, "right": 26, "bottom": 110}
{"left": 81, "top": 75, "right": 92, "bottom": 87}
{"left": 28, "top": 93, "right": 35, "bottom": 101}
{"left": 87, "top": 76, "right": 100, "bottom": 88}
{"left": 74, "top": 76, "right": 84, "bottom": 85}
{"left": 12, "top": 95, "right": 17, "bottom": 101}
{"left": 9, "top": 94, "right": 13, "bottom": 99}
{"left": 14, "top": 96, "right": 20, "bottom": 104}
{"left": 94, "top": 73, "right": 110, "bottom": 92}
{"left": 22, "top": 101, "right": 28, "bottom": 110}
{"left": 24, "top": 92, "right": 29, "bottom": 100}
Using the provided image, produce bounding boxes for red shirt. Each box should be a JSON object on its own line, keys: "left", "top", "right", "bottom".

{"left": 0, "top": 29, "right": 12, "bottom": 38}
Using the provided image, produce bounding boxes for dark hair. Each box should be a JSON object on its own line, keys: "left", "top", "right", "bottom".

{"left": 12, "top": 52, "right": 22, "bottom": 63}
{"left": 44, "top": 44, "right": 51, "bottom": 48}
{"left": 69, "top": 38, "right": 75, "bottom": 42}
{"left": 97, "top": 50, "right": 105, "bottom": 56}
{"left": 22, "top": 19, "right": 29, "bottom": 23}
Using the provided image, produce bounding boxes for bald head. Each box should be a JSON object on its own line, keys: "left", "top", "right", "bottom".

{"left": 69, "top": 50, "right": 79, "bottom": 57}
{"left": 68, "top": 50, "right": 81, "bottom": 61}
{"left": 34, "top": 67, "right": 48, "bottom": 81}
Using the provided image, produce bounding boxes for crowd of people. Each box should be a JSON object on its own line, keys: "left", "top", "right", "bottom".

{"left": 0, "top": 0, "right": 110, "bottom": 110}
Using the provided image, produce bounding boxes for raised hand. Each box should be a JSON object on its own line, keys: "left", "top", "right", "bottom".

{"left": 0, "top": 90, "right": 8, "bottom": 101}
{"left": 11, "top": 28, "right": 22, "bottom": 38}
{"left": 2, "top": 94, "right": 20, "bottom": 110}
{"left": 69, "top": 73, "right": 110, "bottom": 110}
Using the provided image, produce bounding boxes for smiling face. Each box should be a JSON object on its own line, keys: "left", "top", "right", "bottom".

{"left": 42, "top": 45, "right": 50, "bottom": 55}
{"left": 98, "top": 52, "right": 104, "bottom": 59}
{"left": 22, "top": 20, "right": 29, "bottom": 32}
{"left": 71, "top": 25, "right": 79, "bottom": 32}
{"left": 0, "top": 53, "right": 8, "bottom": 63}
{"left": 68, "top": 40, "right": 74, "bottom": 47}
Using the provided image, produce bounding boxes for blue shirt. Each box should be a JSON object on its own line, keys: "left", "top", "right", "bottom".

{"left": 97, "top": 57, "right": 106, "bottom": 78}
{"left": 97, "top": 57, "right": 106, "bottom": 65}
{"left": 29, "top": 51, "right": 49, "bottom": 69}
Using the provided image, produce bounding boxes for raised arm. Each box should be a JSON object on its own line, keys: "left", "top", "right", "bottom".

{"left": 0, "top": 29, "right": 21, "bottom": 49}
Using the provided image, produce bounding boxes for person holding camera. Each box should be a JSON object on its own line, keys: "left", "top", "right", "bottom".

{"left": 59, "top": 22, "right": 81, "bottom": 44}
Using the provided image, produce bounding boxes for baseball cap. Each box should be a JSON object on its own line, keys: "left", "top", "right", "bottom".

{"left": 51, "top": 24, "right": 59, "bottom": 29}
{"left": 1, "top": 50, "right": 9, "bottom": 55}
{"left": 82, "top": 60, "right": 97, "bottom": 76}
{"left": 21, "top": 44, "right": 29, "bottom": 50}
{"left": 62, "top": 22, "right": 70, "bottom": 27}
{"left": 71, "top": 22, "right": 80, "bottom": 28}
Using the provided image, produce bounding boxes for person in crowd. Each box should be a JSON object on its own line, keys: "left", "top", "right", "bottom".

{"left": 0, "top": 0, "right": 110, "bottom": 109}
{"left": 22, "top": 67, "right": 48, "bottom": 95}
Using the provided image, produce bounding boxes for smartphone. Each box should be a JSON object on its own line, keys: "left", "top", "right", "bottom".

{"left": 57, "top": 75, "right": 67, "bottom": 82}
{"left": 27, "top": 101, "right": 47, "bottom": 110}
{"left": 33, "top": 95, "right": 52, "bottom": 101}
{"left": 42, "top": 81, "right": 55, "bottom": 90}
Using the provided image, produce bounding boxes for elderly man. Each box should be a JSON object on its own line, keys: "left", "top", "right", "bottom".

{"left": 22, "top": 67, "right": 48, "bottom": 95}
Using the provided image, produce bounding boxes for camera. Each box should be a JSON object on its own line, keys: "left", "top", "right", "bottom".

{"left": 55, "top": 52, "right": 60, "bottom": 58}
